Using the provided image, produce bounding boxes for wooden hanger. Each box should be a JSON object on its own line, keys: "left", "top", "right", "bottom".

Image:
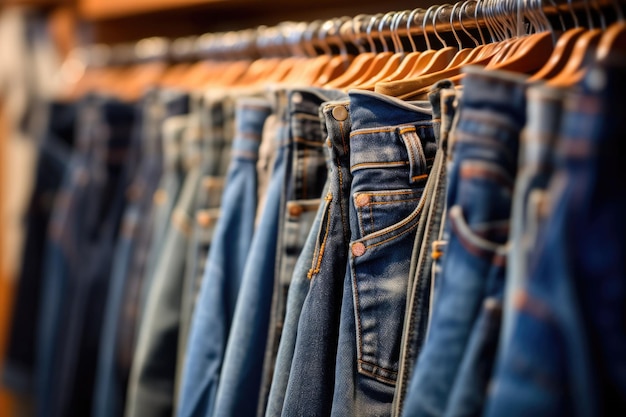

{"left": 313, "top": 17, "right": 356, "bottom": 86}
{"left": 324, "top": 14, "right": 382, "bottom": 89}
{"left": 351, "top": 11, "right": 408, "bottom": 89}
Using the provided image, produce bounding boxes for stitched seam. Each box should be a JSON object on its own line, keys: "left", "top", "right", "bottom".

{"left": 359, "top": 190, "right": 427, "bottom": 242}
{"left": 339, "top": 120, "right": 348, "bottom": 154}
{"left": 358, "top": 359, "right": 399, "bottom": 378}
{"left": 366, "top": 197, "right": 422, "bottom": 206}
{"left": 404, "top": 132, "right": 417, "bottom": 177}
{"left": 358, "top": 190, "right": 421, "bottom": 197}
{"left": 412, "top": 174, "right": 428, "bottom": 181}
{"left": 365, "top": 215, "right": 420, "bottom": 250}
{"left": 351, "top": 161, "right": 409, "bottom": 171}
{"left": 308, "top": 193, "right": 333, "bottom": 279}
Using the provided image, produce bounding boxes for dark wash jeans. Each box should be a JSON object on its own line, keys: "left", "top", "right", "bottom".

{"left": 331, "top": 90, "right": 436, "bottom": 417}
{"left": 484, "top": 62, "right": 626, "bottom": 417}
{"left": 401, "top": 66, "right": 527, "bottom": 417}
{"left": 3, "top": 101, "right": 77, "bottom": 396}
{"left": 37, "top": 93, "right": 138, "bottom": 417}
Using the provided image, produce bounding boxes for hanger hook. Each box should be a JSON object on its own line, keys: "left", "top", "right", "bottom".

{"left": 391, "top": 11, "right": 407, "bottom": 54}
{"left": 460, "top": 0, "right": 480, "bottom": 47}
{"left": 432, "top": 4, "right": 449, "bottom": 48}
{"left": 350, "top": 15, "right": 369, "bottom": 54}
{"left": 590, "top": 0, "right": 607, "bottom": 29}
{"left": 449, "top": 2, "right": 463, "bottom": 49}
{"left": 378, "top": 11, "right": 395, "bottom": 53}
{"left": 423, "top": 5, "right": 439, "bottom": 50}
{"left": 406, "top": 8, "right": 422, "bottom": 52}
{"left": 470, "top": 0, "right": 487, "bottom": 44}
{"left": 334, "top": 16, "right": 351, "bottom": 59}
{"left": 366, "top": 14, "right": 382, "bottom": 53}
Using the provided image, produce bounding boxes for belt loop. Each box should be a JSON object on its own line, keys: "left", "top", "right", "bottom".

{"left": 399, "top": 125, "right": 427, "bottom": 184}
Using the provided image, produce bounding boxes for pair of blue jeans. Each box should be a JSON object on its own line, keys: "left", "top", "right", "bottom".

{"left": 177, "top": 95, "right": 272, "bottom": 417}
{"left": 331, "top": 90, "right": 436, "bottom": 417}
{"left": 37, "top": 93, "right": 138, "bottom": 417}
{"left": 401, "top": 66, "right": 528, "bottom": 417}
{"left": 92, "top": 88, "right": 190, "bottom": 417}
{"left": 484, "top": 62, "right": 626, "bottom": 417}
{"left": 212, "top": 87, "right": 293, "bottom": 417}
{"left": 393, "top": 80, "right": 458, "bottom": 417}
{"left": 280, "top": 97, "right": 352, "bottom": 417}
{"left": 2, "top": 101, "right": 77, "bottom": 396}
{"left": 256, "top": 87, "right": 346, "bottom": 417}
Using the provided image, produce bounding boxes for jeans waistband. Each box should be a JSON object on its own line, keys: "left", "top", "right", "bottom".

{"left": 348, "top": 90, "right": 436, "bottom": 180}
{"left": 231, "top": 97, "right": 273, "bottom": 161}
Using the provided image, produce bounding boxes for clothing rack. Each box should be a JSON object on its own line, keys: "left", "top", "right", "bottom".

{"left": 70, "top": 0, "right": 625, "bottom": 67}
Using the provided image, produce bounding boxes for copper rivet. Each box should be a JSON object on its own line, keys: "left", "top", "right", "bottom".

{"left": 196, "top": 211, "right": 212, "bottom": 227}
{"left": 289, "top": 204, "right": 303, "bottom": 217}
{"left": 332, "top": 106, "right": 348, "bottom": 121}
{"left": 355, "top": 194, "right": 370, "bottom": 207}
{"left": 352, "top": 242, "right": 366, "bottom": 257}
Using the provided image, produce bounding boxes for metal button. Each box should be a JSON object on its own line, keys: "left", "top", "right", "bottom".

{"left": 352, "top": 242, "right": 366, "bottom": 257}
{"left": 332, "top": 105, "right": 348, "bottom": 121}
{"left": 196, "top": 210, "right": 212, "bottom": 227}
{"left": 291, "top": 92, "right": 303, "bottom": 103}
{"left": 288, "top": 204, "right": 303, "bottom": 217}
{"left": 355, "top": 194, "right": 370, "bottom": 207}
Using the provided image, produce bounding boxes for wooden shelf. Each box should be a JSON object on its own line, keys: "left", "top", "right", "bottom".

{"left": 79, "top": 0, "right": 230, "bottom": 20}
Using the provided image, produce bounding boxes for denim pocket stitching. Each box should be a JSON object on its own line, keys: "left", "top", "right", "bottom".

{"left": 307, "top": 193, "right": 333, "bottom": 279}
{"left": 448, "top": 204, "right": 509, "bottom": 264}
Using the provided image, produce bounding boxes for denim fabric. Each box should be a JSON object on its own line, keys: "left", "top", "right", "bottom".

{"left": 281, "top": 98, "right": 351, "bottom": 417}
{"left": 256, "top": 87, "right": 345, "bottom": 417}
{"left": 212, "top": 88, "right": 291, "bottom": 417}
{"left": 330, "top": 90, "right": 435, "bottom": 417}
{"left": 264, "top": 101, "right": 336, "bottom": 417}
{"left": 93, "top": 96, "right": 188, "bottom": 417}
{"left": 484, "top": 62, "right": 626, "bottom": 417}
{"left": 177, "top": 96, "right": 272, "bottom": 417}
{"left": 401, "top": 67, "right": 527, "bottom": 417}
{"left": 498, "top": 84, "right": 563, "bottom": 355}
{"left": 175, "top": 93, "right": 230, "bottom": 407}
{"left": 125, "top": 107, "right": 205, "bottom": 417}
{"left": 115, "top": 90, "right": 190, "bottom": 385}
{"left": 37, "top": 94, "right": 137, "bottom": 417}
{"left": 2, "top": 101, "right": 76, "bottom": 395}
{"left": 394, "top": 80, "right": 456, "bottom": 417}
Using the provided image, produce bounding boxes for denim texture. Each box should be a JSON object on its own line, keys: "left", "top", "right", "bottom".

{"left": 331, "top": 90, "right": 435, "bottom": 417}
{"left": 256, "top": 87, "right": 346, "bottom": 417}
{"left": 37, "top": 94, "right": 137, "bottom": 417}
{"left": 498, "top": 84, "right": 563, "bottom": 355}
{"left": 93, "top": 98, "right": 188, "bottom": 417}
{"left": 125, "top": 105, "right": 207, "bottom": 417}
{"left": 281, "top": 97, "right": 352, "bottom": 417}
{"left": 484, "top": 62, "right": 626, "bottom": 417}
{"left": 400, "top": 67, "right": 527, "bottom": 417}
{"left": 177, "top": 96, "right": 272, "bottom": 417}
{"left": 394, "top": 80, "right": 456, "bottom": 417}
{"left": 212, "top": 88, "right": 291, "bottom": 417}
{"left": 114, "top": 90, "right": 190, "bottom": 389}
{"left": 175, "top": 93, "right": 230, "bottom": 407}
{"left": 2, "top": 101, "right": 76, "bottom": 395}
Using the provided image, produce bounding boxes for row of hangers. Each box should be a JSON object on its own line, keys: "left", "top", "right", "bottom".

{"left": 59, "top": 0, "right": 626, "bottom": 102}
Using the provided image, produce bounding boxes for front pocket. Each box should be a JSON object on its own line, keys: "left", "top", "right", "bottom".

{"left": 353, "top": 188, "right": 424, "bottom": 238}
{"left": 349, "top": 188, "right": 427, "bottom": 385}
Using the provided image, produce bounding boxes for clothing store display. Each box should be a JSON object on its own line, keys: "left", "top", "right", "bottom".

{"left": 2, "top": 1, "right": 626, "bottom": 417}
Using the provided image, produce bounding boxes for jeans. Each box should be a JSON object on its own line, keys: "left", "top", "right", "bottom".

{"left": 393, "top": 80, "right": 457, "bottom": 417}
{"left": 93, "top": 97, "right": 189, "bottom": 417}
{"left": 114, "top": 90, "right": 190, "bottom": 390}
{"left": 401, "top": 67, "right": 527, "bottom": 417}
{"left": 2, "top": 101, "right": 76, "bottom": 396}
{"left": 37, "top": 94, "right": 137, "bottom": 417}
{"left": 281, "top": 97, "right": 352, "bottom": 417}
{"left": 498, "top": 84, "right": 564, "bottom": 355}
{"left": 256, "top": 87, "right": 346, "bottom": 417}
{"left": 331, "top": 90, "right": 436, "bottom": 417}
{"left": 484, "top": 62, "right": 626, "bottom": 417}
{"left": 177, "top": 96, "right": 272, "bottom": 417}
{"left": 212, "top": 88, "right": 291, "bottom": 417}
{"left": 125, "top": 108, "right": 206, "bottom": 417}
{"left": 175, "top": 92, "right": 231, "bottom": 407}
